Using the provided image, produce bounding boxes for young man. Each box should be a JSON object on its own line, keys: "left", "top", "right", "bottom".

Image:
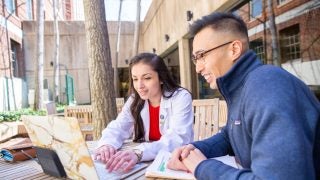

{"left": 167, "top": 12, "right": 320, "bottom": 180}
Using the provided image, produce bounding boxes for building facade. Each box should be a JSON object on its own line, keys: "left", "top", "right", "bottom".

{"left": 0, "top": 0, "right": 74, "bottom": 110}
{"left": 1, "top": 0, "right": 319, "bottom": 110}
{"left": 140, "top": 0, "right": 320, "bottom": 99}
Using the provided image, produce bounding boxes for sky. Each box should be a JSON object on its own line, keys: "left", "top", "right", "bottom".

{"left": 105, "top": 0, "right": 152, "bottom": 21}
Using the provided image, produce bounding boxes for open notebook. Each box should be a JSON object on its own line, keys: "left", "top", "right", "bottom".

{"left": 21, "top": 115, "right": 147, "bottom": 180}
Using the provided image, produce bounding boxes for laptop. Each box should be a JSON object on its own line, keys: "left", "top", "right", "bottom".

{"left": 21, "top": 115, "right": 148, "bottom": 180}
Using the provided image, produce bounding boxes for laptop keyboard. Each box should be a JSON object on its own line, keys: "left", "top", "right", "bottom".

{"left": 93, "top": 159, "right": 147, "bottom": 180}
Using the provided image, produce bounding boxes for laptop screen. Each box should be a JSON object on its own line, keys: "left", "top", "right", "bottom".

{"left": 22, "top": 115, "right": 99, "bottom": 179}
{"left": 22, "top": 115, "right": 148, "bottom": 179}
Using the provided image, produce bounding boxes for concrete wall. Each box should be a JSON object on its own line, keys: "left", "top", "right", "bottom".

{"left": 23, "top": 21, "right": 135, "bottom": 104}
{"left": 0, "top": 77, "right": 28, "bottom": 111}
{"left": 282, "top": 59, "right": 320, "bottom": 85}
{"left": 140, "top": 0, "right": 238, "bottom": 54}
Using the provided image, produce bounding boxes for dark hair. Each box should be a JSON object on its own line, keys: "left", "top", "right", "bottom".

{"left": 189, "top": 12, "right": 249, "bottom": 43}
{"left": 128, "top": 52, "right": 182, "bottom": 142}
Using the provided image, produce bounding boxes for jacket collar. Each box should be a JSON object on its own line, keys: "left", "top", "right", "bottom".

{"left": 217, "top": 50, "right": 263, "bottom": 102}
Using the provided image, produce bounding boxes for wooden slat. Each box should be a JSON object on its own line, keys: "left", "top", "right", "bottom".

{"left": 0, "top": 160, "right": 58, "bottom": 180}
{"left": 199, "top": 105, "right": 206, "bottom": 140}
{"left": 193, "top": 110, "right": 200, "bottom": 141}
{"left": 64, "top": 105, "right": 93, "bottom": 140}
{"left": 116, "top": 98, "right": 125, "bottom": 114}
{"left": 219, "top": 100, "right": 228, "bottom": 129}
{"left": 212, "top": 98, "right": 219, "bottom": 135}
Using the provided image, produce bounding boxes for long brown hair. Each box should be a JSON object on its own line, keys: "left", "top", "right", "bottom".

{"left": 128, "top": 53, "right": 181, "bottom": 142}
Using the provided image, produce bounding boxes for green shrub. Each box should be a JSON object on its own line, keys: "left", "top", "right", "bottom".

{"left": 0, "top": 108, "right": 46, "bottom": 122}
{"left": 56, "top": 103, "right": 66, "bottom": 113}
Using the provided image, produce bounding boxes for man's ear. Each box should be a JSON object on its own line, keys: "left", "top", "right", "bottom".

{"left": 231, "top": 40, "right": 243, "bottom": 62}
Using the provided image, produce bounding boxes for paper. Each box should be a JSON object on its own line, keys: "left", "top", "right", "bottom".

{"left": 145, "top": 150, "right": 195, "bottom": 180}
{"left": 213, "top": 155, "right": 239, "bottom": 169}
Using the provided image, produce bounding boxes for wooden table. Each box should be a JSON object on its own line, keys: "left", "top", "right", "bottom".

{"left": 0, "top": 140, "right": 149, "bottom": 180}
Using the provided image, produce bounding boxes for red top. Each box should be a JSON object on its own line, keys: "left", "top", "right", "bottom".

{"left": 149, "top": 104, "right": 161, "bottom": 141}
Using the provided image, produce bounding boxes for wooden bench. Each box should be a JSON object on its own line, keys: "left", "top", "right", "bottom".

{"left": 192, "top": 98, "right": 228, "bottom": 141}
{"left": 116, "top": 98, "right": 125, "bottom": 114}
{"left": 64, "top": 99, "right": 125, "bottom": 140}
{"left": 64, "top": 105, "right": 93, "bottom": 140}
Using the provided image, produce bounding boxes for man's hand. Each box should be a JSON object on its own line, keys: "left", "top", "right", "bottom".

{"left": 94, "top": 144, "right": 117, "bottom": 163}
{"left": 182, "top": 148, "right": 207, "bottom": 174}
{"left": 167, "top": 144, "right": 196, "bottom": 172}
{"left": 105, "top": 150, "right": 138, "bottom": 172}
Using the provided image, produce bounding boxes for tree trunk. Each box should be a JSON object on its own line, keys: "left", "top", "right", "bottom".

{"left": 114, "top": 0, "right": 123, "bottom": 97}
{"left": 132, "top": 0, "right": 141, "bottom": 56}
{"left": 34, "top": 0, "right": 45, "bottom": 110}
{"left": 83, "top": 0, "right": 117, "bottom": 140}
{"left": 267, "top": 0, "right": 281, "bottom": 66}
{"left": 53, "top": 0, "right": 60, "bottom": 103}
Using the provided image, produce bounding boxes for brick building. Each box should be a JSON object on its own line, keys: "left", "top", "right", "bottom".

{"left": 235, "top": 0, "right": 320, "bottom": 98}
{"left": 138, "top": 0, "right": 320, "bottom": 99}
{"left": 0, "top": 0, "right": 72, "bottom": 110}
{"left": 0, "top": 0, "right": 72, "bottom": 78}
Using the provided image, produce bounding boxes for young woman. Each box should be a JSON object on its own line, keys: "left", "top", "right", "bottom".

{"left": 94, "top": 52, "right": 194, "bottom": 172}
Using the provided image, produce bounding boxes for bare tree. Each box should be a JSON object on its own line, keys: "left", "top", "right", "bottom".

{"left": 33, "top": 0, "right": 45, "bottom": 110}
{"left": 53, "top": 0, "right": 60, "bottom": 103}
{"left": 132, "top": 0, "right": 141, "bottom": 56}
{"left": 267, "top": 0, "right": 281, "bottom": 66}
{"left": 114, "top": 0, "right": 123, "bottom": 97}
{"left": 83, "top": 0, "right": 117, "bottom": 139}
{"left": 0, "top": 2, "right": 26, "bottom": 110}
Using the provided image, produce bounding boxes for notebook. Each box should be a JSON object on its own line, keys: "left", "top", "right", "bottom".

{"left": 21, "top": 115, "right": 148, "bottom": 180}
{"left": 145, "top": 150, "right": 240, "bottom": 179}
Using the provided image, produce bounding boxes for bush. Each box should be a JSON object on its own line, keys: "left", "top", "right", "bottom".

{"left": 0, "top": 108, "right": 46, "bottom": 122}
{"left": 56, "top": 103, "right": 66, "bottom": 113}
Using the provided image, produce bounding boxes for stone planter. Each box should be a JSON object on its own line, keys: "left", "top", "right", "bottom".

{"left": 0, "top": 121, "right": 28, "bottom": 143}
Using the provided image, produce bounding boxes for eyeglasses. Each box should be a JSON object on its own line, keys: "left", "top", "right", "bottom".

{"left": 191, "top": 41, "right": 233, "bottom": 65}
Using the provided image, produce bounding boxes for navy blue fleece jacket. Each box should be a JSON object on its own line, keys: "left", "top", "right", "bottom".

{"left": 192, "top": 50, "right": 320, "bottom": 180}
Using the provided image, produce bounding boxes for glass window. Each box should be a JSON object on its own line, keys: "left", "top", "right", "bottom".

{"left": 232, "top": 10, "right": 239, "bottom": 16}
{"left": 10, "top": 40, "right": 20, "bottom": 77}
{"left": 26, "top": 0, "right": 33, "bottom": 20}
{"left": 277, "top": 0, "right": 288, "bottom": 5}
{"left": 5, "top": 0, "right": 16, "bottom": 14}
{"left": 250, "top": 38, "right": 265, "bottom": 63}
{"left": 280, "top": 24, "right": 300, "bottom": 63}
{"left": 250, "top": 0, "right": 262, "bottom": 19}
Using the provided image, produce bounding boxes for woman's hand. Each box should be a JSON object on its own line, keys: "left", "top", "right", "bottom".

{"left": 167, "top": 144, "right": 196, "bottom": 172}
{"left": 94, "top": 144, "right": 117, "bottom": 163}
{"left": 105, "top": 150, "right": 139, "bottom": 173}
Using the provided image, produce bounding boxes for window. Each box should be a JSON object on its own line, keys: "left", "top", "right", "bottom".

{"left": 277, "top": 0, "right": 289, "bottom": 5}
{"left": 232, "top": 10, "right": 239, "bottom": 16}
{"left": 5, "top": 0, "right": 16, "bottom": 14}
{"left": 10, "top": 40, "right": 20, "bottom": 77}
{"left": 280, "top": 24, "right": 300, "bottom": 63}
{"left": 250, "top": 38, "right": 265, "bottom": 63}
{"left": 26, "top": 0, "right": 33, "bottom": 20}
{"left": 250, "top": 0, "right": 262, "bottom": 19}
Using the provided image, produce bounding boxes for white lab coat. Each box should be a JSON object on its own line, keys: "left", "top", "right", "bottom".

{"left": 97, "top": 88, "right": 194, "bottom": 161}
